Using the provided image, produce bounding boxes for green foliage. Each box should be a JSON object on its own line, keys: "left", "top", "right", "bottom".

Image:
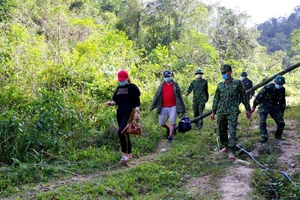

{"left": 1, "top": 0, "right": 300, "bottom": 199}
{"left": 207, "top": 6, "right": 260, "bottom": 63}
{"left": 252, "top": 169, "right": 300, "bottom": 199}
{"left": 0, "top": 0, "right": 15, "bottom": 22}
{"left": 257, "top": 6, "right": 300, "bottom": 58}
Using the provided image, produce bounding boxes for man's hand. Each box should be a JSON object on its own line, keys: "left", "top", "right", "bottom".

{"left": 210, "top": 113, "right": 215, "bottom": 121}
{"left": 251, "top": 107, "right": 256, "bottom": 113}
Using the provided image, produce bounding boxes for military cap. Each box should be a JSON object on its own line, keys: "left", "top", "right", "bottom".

{"left": 221, "top": 64, "right": 232, "bottom": 73}
{"left": 195, "top": 69, "right": 204, "bottom": 75}
{"left": 274, "top": 75, "right": 285, "bottom": 85}
{"left": 241, "top": 71, "right": 248, "bottom": 76}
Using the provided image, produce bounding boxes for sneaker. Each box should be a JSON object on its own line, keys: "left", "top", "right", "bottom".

{"left": 260, "top": 137, "right": 268, "bottom": 143}
{"left": 228, "top": 153, "right": 236, "bottom": 160}
{"left": 168, "top": 135, "right": 173, "bottom": 142}
{"left": 119, "top": 156, "right": 129, "bottom": 162}
{"left": 166, "top": 127, "right": 170, "bottom": 139}
{"left": 220, "top": 147, "right": 229, "bottom": 153}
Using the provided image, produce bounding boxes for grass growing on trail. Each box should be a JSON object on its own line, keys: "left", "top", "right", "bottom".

{"left": 33, "top": 125, "right": 231, "bottom": 199}
{"left": 249, "top": 104, "right": 300, "bottom": 199}
{"left": 2, "top": 105, "right": 300, "bottom": 199}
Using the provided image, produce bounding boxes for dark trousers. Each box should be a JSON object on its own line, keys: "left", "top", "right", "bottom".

{"left": 193, "top": 102, "right": 205, "bottom": 129}
{"left": 217, "top": 113, "right": 239, "bottom": 152}
{"left": 259, "top": 107, "right": 285, "bottom": 139}
{"left": 117, "top": 107, "right": 132, "bottom": 154}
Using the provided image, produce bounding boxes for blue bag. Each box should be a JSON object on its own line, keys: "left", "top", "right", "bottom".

{"left": 178, "top": 116, "right": 192, "bottom": 133}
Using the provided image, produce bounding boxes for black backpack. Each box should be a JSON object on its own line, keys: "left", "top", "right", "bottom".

{"left": 178, "top": 116, "right": 192, "bottom": 133}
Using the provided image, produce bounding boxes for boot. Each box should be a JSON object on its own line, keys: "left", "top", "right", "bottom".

{"left": 260, "top": 137, "right": 268, "bottom": 143}
{"left": 275, "top": 130, "right": 285, "bottom": 140}
{"left": 275, "top": 135, "right": 285, "bottom": 140}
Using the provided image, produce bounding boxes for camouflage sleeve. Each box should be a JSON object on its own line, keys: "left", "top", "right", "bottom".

{"left": 238, "top": 81, "right": 251, "bottom": 111}
{"left": 280, "top": 88, "right": 286, "bottom": 108}
{"left": 186, "top": 81, "right": 194, "bottom": 94}
{"left": 212, "top": 84, "right": 220, "bottom": 114}
{"left": 253, "top": 86, "right": 266, "bottom": 108}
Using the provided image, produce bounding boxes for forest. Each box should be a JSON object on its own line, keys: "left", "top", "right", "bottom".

{"left": 257, "top": 5, "right": 300, "bottom": 67}
{"left": 0, "top": 0, "right": 300, "bottom": 199}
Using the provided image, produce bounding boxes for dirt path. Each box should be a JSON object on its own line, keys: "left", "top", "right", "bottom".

{"left": 219, "top": 119, "right": 300, "bottom": 199}
{"left": 219, "top": 163, "right": 253, "bottom": 200}
{"left": 185, "top": 119, "right": 299, "bottom": 199}
{"left": 4, "top": 120, "right": 299, "bottom": 199}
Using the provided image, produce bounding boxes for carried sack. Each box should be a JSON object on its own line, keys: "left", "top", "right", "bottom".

{"left": 121, "top": 109, "right": 142, "bottom": 136}
{"left": 177, "top": 115, "right": 192, "bottom": 133}
{"left": 122, "top": 120, "right": 142, "bottom": 135}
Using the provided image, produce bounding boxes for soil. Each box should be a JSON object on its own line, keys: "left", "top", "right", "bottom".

{"left": 4, "top": 120, "right": 300, "bottom": 199}
{"left": 185, "top": 119, "right": 300, "bottom": 199}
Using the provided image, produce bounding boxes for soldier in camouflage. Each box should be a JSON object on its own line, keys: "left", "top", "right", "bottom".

{"left": 186, "top": 69, "right": 209, "bottom": 130}
{"left": 251, "top": 75, "right": 286, "bottom": 143}
{"left": 210, "top": 64, "right": 251, "bottom": 160}
{"left": 241, "top": 71, "right": 254, "bottom": 100}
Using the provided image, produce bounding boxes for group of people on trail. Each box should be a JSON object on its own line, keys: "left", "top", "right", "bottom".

{"left": 106, "top": 64, "right": 287, "bottom": 163}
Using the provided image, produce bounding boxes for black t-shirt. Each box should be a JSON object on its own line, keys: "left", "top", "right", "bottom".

{"left": 113, "top": 83, "right": 141, "bottom": 109}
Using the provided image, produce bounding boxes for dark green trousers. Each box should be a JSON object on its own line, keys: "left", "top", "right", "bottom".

{"left": 217, "top": 113, "right": 239, "bottom": 152}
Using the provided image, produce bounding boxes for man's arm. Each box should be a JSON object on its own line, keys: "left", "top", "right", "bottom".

{"left": 186, "top": 81, "right": 193, "bottom": 96}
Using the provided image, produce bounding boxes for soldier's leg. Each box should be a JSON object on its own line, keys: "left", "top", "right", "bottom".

{"left": 228, "top": 113, "right": 239, "bottom": 153}
{"left": 193, "top": 102, "right": 200, "bottom": 125}
{"left": 217, "top": 115, "right": 228, "bottom": 148}
{"left": 198, "top": 103, "right": 205, "bottom": 129}
{"left": 259, "top": 110, "right": 268, "bottom": 142}
{"left": 270, "top": 110, "right": 285, "bottom": 139}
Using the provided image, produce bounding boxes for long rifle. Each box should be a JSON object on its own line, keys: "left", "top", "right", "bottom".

{"left": 190, "top": 62, "right": 300, "bottom": 123}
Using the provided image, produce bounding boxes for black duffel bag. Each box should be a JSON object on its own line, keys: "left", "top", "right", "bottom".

{"left": 177, "top": 115, "right": 192, "bottom": 133}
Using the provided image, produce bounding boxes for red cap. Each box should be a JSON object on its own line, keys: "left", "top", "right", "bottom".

{"left": 117, "top": 70, "right": 129, "bottom": 81}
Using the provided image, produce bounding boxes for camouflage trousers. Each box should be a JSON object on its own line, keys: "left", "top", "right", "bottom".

{"left": 217, "top": 113, "right": 239, "bottom": 152}
{"left": 259, "top": 105, "right": 285, "bottom": 139}
{"left": 193, "top": 102, "right": 205, "bottom": 129}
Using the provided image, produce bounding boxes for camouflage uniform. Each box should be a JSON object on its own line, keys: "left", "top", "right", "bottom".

{"left": 242, "top": 78, "right": 254, "bottom": 99}
{"left": 186, "top": 74, "right": 209, "bottom": 129}
{"left": 252, "top": 83, "right": 286, "bottom": 141}
{"left": 212, "top": 66, "right": 250, "bottom": 152}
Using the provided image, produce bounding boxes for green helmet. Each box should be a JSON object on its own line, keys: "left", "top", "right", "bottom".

{"left": 274, "top": 75, "right": 285, "bottom": 85}
{"left": 241, "top": 71, "right": 248, "bottom": 76}
{"left": 195, "top": 69, "right": 204, "bottom": 75}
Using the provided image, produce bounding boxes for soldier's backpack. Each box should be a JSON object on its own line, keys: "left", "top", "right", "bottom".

{"left": 177, "top": 116, "right": 192, "bottom": 133}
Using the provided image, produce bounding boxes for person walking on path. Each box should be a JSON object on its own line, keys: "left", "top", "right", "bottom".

{"left": 186, "top": 69, "right": 209, "bottom": 130}
{"left": 251, "top": 75, "right": 286, "bottom": 143}
{"left": 210, "top": 64, "right": 251, "bottom": 160}
{"left": 150, "top": 70, "right": 186, "bottom": 142}
{"left": 241, "top": 71, "right": 254, "bottom": 100}
{"left": 106, "top": 70, "right": 141, "bottom": 163}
